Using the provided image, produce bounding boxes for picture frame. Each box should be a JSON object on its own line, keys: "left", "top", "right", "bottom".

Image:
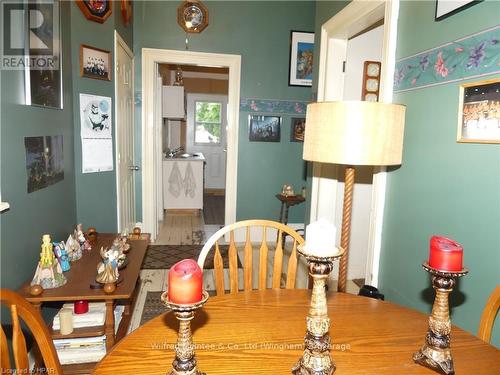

{"left": 80, "top": 45, "right": 112, "bottom": 81}
{"left": 457, "top": 77, "right": 500, "bottom": 144}
{"left": 288, "top": 31, "right": 314, "bottom": 87}
{"left": 435, "top": 0, "right": 482, "bottom": 21}
{"left": 121, "top": 0, "right": 133, "bottom": 26}
{"left": 290, "top": 117, "right": 306, "bottom": 142}
{"left": 76, "top": 0, "right": 112, "bottom": 23}
{"left": 248, "top": 115, "right": 281, "bottom": 142}
{"left": 24, "top": 0, "right": 63, "bottom": 109}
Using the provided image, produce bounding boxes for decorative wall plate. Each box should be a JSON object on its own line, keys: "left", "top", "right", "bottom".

{"left": 76, "top": 0, "right": 112, "bottom": 24}
{"left": 177, "top": 0, "right": 209, "bottom": 33}
{"left": 361, "top": 61, "right": 381, "bottom": 102}
{"left": 121, "top": 0, "right": 132, "bottom": 26}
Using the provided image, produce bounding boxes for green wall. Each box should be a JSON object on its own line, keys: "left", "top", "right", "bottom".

{"left": 134, "top": 1, "right": 315, "bottom": 222}
{"left": 70, "top": 1, "right": 133, "bottom": 232}
{"left": 0, "top": 1, "right": 77, "bottom": 290}
{"left": 379, "top": 0, "right": 500, "bottom": 347}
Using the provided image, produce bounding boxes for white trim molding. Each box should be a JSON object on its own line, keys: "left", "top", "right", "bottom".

{"left": 141, "top": 49, "right": 241, "bottom": 241}
{"left": 311, "top": 0, "right": 400, "bottom": 287}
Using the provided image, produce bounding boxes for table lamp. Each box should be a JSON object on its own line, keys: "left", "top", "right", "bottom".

{"left": 303, "top": 101, "right": 406, "bottom": 292}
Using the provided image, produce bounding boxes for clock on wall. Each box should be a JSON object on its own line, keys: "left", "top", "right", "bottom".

{"left": 177, "top": 0, "right": 209, "bottom": 33}
{"left": 361, "top": 61, "right": 381, "bottom": 102}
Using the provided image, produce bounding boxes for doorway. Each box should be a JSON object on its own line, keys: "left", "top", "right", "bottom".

{"left": 311, "top": 1, "right": 400, "bottom": 287}
{"left": 141, "top": 49, "right": 241, "bottom": 242}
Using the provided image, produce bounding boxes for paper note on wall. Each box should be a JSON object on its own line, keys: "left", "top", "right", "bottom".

{"left": 79, "top": 94, "right": 113, "bottom": 173}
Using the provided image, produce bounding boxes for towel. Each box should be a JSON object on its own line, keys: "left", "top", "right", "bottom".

{"left": 168, "top": 162, "right": 182, "bottom": 197}
{"left": 183, "top": 162, "right": 197, "bottom": 198}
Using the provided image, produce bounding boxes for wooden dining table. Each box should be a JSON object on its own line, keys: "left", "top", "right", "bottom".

{"left": 92, "top": 289, "right": 499, "bottom": 374}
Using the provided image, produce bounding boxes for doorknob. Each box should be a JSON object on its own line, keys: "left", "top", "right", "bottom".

{"left": 128, "top": 165, "right": 140, "bottom": 171}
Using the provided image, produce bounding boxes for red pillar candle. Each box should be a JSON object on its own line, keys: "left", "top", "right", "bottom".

{"left": 429, "top": 236, "right": 463, "bottom": 271}
{"left": 74, "top": 300, "right": 89, "bottom": 314}
{"left": 168, "top": 259, "right": 203, "bottom": 304}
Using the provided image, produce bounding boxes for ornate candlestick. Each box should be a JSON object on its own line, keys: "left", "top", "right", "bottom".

{"left": 292, "top": 245, "right": 345, "bottom": 375}
{"left": 413, "top": 262, "right": 468, "bottom": 375}
{"left": 161, "top": 290, "right": 209, "bottom": 375}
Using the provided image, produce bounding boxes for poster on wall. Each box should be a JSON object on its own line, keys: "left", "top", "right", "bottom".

{"left": 79, "top": 93, "right": 113, "bottom": 173}
{"left": 24, "top": 135, "right": 64, "bottom": 193}
{"left": 288, "top": 31, "right": 314, "bottom": 87}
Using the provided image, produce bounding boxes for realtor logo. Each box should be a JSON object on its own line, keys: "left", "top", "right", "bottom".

{"left": 1, "top": 0, "right": 60, "bottom": 70}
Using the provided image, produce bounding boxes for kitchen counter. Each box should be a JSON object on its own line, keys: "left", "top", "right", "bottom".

{"left": 163, "top": 152, "right": 205, "bottom": 162}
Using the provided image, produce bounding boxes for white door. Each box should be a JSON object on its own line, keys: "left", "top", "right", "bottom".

{"left": 115, "top": 32, "right": 135, "bottom": 232}
{"left": 186, "top": 93, "right": 227, "bottom": 190}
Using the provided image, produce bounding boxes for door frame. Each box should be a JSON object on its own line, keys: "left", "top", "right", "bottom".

{"left": 114, "top": 30, "right": 135, "bottom": 232}
{"left": 142, "top": 48, "right": 241, "bottom": 240}
{"left": 311, "top": 0, "right": 400, "bottom": 286}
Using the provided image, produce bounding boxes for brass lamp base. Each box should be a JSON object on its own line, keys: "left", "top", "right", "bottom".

{"left": 161, "top": 291, "right": 209, "bottom": 375}
{"left": 413, "top": 263, "right": 468, "bottom": 375}
{"left": 292, "top": 246, "right": 345, "bottom": 375}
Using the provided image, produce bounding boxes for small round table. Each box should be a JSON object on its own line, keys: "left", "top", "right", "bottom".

{"left": 92, "top": 290, "right": 499, "bottom": 374}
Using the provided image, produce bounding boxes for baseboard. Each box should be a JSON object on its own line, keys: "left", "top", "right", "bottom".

{"left": 166, "top": 209, "right": 201, "bottom": 216}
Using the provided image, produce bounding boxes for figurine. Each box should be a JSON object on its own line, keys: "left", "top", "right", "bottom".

{"left": 76, "top": 224, "right": 92, "bottom": 252}
{"left": 96, "top": 247, "right": 120, "bottom": 284}
{"left": 66, "top": 233, "right": 82, "bottom": 262}
{"left": 113, "top": 235, "right": 130, "bottom": 254}
{"left": 281, "top": 184, "right": 295, "bottom": 197}
{"left": 54, "top": 241, "right": 70, "bottom": 272}
{"left": 31, "top": 235, "right": 67, "bottom": 289}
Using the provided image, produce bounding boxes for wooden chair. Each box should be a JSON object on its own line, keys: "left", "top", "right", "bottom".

{"left": 478, "top": 285, "right": 500, "bottom": 343}
{"left": 197, "top": 220, "right": 305, "bottom": 295}
{"left": 1, "top": 288, "right": 63, "bottom": 375}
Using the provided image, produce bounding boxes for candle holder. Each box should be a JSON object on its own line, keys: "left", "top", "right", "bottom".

{"left": 292, "top": 245, "right": 345, "bottom": 375}
{"left": 161, "top": 290, "right": 209, "bottom": 375}
{"left": 413, "top": 262, "right": 468, "bottom": 375}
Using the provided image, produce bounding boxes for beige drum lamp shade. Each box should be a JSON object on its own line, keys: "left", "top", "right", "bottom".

{"left": 303, "top": 101, "right": 406, "bottom": 166}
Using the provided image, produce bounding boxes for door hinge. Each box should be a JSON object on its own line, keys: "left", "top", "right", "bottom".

{"left": 342, "top": 61, "right": 346, "bottom": 73}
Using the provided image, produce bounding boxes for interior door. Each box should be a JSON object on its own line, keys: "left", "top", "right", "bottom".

{"left": 186, "top": 93, "right": 227, "bottom": 190}
{"left": 115, "top": 34, "right": 135, "bottom": 232}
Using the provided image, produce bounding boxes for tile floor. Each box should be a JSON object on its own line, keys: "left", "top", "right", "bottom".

{"left": 128, "top": 212, "right": 360, "bottom": 333}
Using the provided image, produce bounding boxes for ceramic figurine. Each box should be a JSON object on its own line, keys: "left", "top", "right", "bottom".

{"left": 54, "top": 241, "right": 70, "bottom": 272}
{"left": 281, "top": 184, "right": 295, "bottom": 197}
{"left": 96, "top": 247, "right": 120, "bottom": 284}
{"left": 66, "top": 233, "right": 82, "bottom": 262}
{"left": 114, "top": 235, "right": 130, "bottom": 254}
{"left": 31, "top": 235, "right": 67, "bottom": 289}
{"left": 76, "top": 224, "right": 92, "bottom": 251}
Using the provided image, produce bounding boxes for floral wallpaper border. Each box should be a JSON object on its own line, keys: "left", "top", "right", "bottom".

{"left": 240, "top": 98, "right": 309, "bottom": 114}
{"left": 394, "top": 26, "right": 500, "bottom": 93}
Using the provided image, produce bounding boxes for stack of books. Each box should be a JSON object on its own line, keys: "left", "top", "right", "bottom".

{"left": 52, "top": 302, "right": 125, "bottom": 364}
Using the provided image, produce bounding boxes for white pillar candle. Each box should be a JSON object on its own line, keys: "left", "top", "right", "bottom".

{"left": 59, "top": 308, "right": 74, "bottom": 335}
{"left": 305, "top": 219, "right": 338, "bottom": 256}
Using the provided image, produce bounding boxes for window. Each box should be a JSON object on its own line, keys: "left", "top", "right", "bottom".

{"left": 194, "top": 101, "right": 222, "bottom": 144}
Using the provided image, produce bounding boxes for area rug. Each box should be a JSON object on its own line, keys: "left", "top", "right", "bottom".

{"left": 141, "top": 244, "right": 240, "bottom": 269}
{"left": 203, "top": 195, "right": 225, "bottom": 225}
{"left": 140, "top": 291, "right": 216, "bottom": 326}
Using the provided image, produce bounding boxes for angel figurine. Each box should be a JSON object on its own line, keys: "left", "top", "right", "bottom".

{"left": 76, "top": 224, "right": 92, "bottom": 252}
{"left": 54, "top": 241, "right": 70, "bottom": 272}
{"left": 96, "top": 247, "right": 120, "bottom": 284}
{"left": 31, "top": 235, "right": 67, "bottom": 289}
{"left": 66, "top": 233, "right": 82, "bottom": 261}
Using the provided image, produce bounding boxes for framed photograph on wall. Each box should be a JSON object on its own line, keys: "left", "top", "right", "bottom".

{"left": 290, "top": 117, "right": 306, "bottom": 142}
{"left": 248, "top": 115, "right": 281, "bottom": 142}
{"left": 457, "top": 78, "right": 500, "bottom": 144}
{"left": 435, "top": 0, "right": 482, "bottom": 21}
{"left": 80, "top": 45, "right": 112, "bottom": 81}
{"left": 24, "top": 0, "right": 63, "bottom": 109}
{"left": 289, "top": 31, "right": 314, "bottom": 87}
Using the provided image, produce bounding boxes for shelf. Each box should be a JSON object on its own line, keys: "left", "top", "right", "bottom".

{"left": 50, "top": 324, "right": 105, "bottom": 339}
{"left": 61, "top": 362, "right": 98, "bottom": 375}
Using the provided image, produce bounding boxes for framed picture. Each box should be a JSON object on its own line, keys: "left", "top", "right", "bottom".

{"left": 289, "top": 31, "right": 314, "bottom": 87}
{"left": 121, "top": 0, "right": 133, "bottom": 26}
{"left": 457, "top": 78, "right": 500, "bottom": 144}
{"left": 76, "top": 0, "right": 112, "bottom": 23}
{"left": 248, "top": 115, "right": 281, "bottom": 142}
{"left": 80, "top": 45, "right": 111, "bottom": 81}
{"left": 24, "top": 0, "right": 63, "bottom": 109}
{"left": 435, "top": 0, "right": 482, "bottom": 21}
{"left": 290, "top": 117, "right": 306, "bottom": 142}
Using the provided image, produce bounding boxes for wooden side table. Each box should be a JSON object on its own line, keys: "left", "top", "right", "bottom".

{"left": 276, "top": 194, "right": 306, "bottom": 243}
